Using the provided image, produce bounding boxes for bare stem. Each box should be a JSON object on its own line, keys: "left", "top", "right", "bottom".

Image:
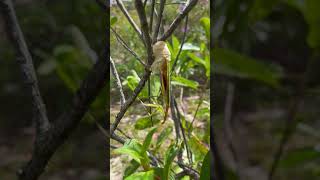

{"left": 110, "top": 57, "right": 126, "bottom": 106}
{"left": 0, "top": 0, "right": 50, "bottom": 135}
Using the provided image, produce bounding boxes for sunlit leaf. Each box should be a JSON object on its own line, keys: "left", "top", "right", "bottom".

{"left": 124, "top": 170, "right": 154, "bottom": 180}
{"left": 200, "top": 151, "right": 211, "bottom": 180}
{"left": 114, "top": 139, "right": 144, "bottom": 164}
{"left": 135, "top": 116, "right": 160, "bottom": 130}
{"left": 172, "top": 76, "right": 199, "bottom": 89}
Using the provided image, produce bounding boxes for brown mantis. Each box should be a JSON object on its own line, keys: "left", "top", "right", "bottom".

{"left": 152, "top": 41, "right": 171, "bottom": 123}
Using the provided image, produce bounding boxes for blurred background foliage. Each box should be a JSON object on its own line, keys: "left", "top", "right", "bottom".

{"left": 110, "top": 0, "right": 210, "bottom": 179}
{"left": 0, "top": 0, "right": 106, "bottom": 179}
{"left": 213, "top": 0, "right": 320, "bottom": 179}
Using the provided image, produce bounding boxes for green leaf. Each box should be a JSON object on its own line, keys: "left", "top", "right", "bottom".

{"left": 200, "top": 151, "right": 211, "bottom": 180}
{"left": 213, "top": 48, "right": 282, "bottom": 87}
{"left": 181, "top": 43, "right": 200, "bottom": 51}
{"left": 278, "top": 147, "right": 320, "bottom": 168}
{"left": 135, "top": 116, "right": 160, "bottom": 130}
{"left": 124, "top": 160, "right": 141, "bottom": 178}
{"left": 163, "top": 145, "right": 179, "bottom": 180}
{"left": 114, "top": 139, "right": 144, "bottom": 164}
{"left": 155, "top": 126, "right": 173, "bottom": 153}
{"left": 200, "top": 17, "right": 210, "bottom": 39}
{"left": 111, "top": 16, "right": 117, "bottom": 26}
{"left": 188, "top": 52, "right": 210, "bottom": 77}
{"left": 124, "top": 170, "right": 154, "bottom": 180}
{"left": 142, "top": 127, "right": 158, "bottom": 152}
{"left": 189, "top": 134, "right": 209, "bottom": 163}
{"left": 171, "top": 76, "right": 199, "bottom": 89}
{"left": 52, "top": 44, "right": 92, "bottom": 91}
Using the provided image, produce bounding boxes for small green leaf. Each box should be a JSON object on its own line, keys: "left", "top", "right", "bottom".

{"left": 124, "top": 160, "right": 141, "bottom": 178}
{"left": 200, "top": 151, "right": 211, "bottom": 180}
{"left": 111, "top": 16, "right": 117, "bottom": 26}
{"left": 155, "top": 126, "right": 173, "bottom": 153}
{"left": 142, "top": 127, "right": 158, "bottom": 152}
{"left": 163, "top": 145, "right": 179, "bottom": 180}
{"left": 135, "top": 116, "right": 160, "bottom": 130}
{"left": 189, "top": 134, "right": 209, "bottom": 163}
{"left": 124, "top": 170, "right": 154, "bottom": 180}
{"left": 114, "top": 139, "right": 144, "bottom": 164}
{"left": 172, "top": 76, "right": 199, "bottom": 89}
{"left": 200, "top": 17, "right": 210, "bottom": 39}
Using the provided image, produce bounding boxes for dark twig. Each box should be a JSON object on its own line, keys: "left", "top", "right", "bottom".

{"left": 223, "top": 82, "right": 240, "bottom": 176}
{"left": 115, "top": 0, "right": 143, "bottom": 40}
{"left": 170, "top": 15, "right": 188, "bottom": 75}
{"left": 111, "top": 27, "right": 147, "bottom": 67}
{"left": 135, "top": 0, "right": 153, "bottom": 65}
{"left": 152, "top": 0, "right": 166, "bottom": 42}
{"left": 268, "top": 92, "right": 302, "bottom": 180}
{"left": 188, "top": 80, "right": 207, "bottom": 136}
{"left": 17, "top": 50, "right": 109, "bottom": 180}
{"left": 0, "top": 0, "right": 50, "bottom": 135}
{"left": 149, "top": 0, "right": 156, "bottom": 33}
{"left": 158, "top": 0, "right": 198, "bottom": 41}
{"left": 110, "top": 57, "right": 126, "bottom": 106}
{"left": 172, "top": 96, "right": 193, "bottom": 164}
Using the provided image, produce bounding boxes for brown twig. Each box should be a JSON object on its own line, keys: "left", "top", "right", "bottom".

{"left": 110, "top": 57, "right": 126, "bottom": 106}
{"left": 152, "top": 0, "right": 166, "bottom": 42}
{"left": 115, "top": 0, "right": 143, "bottom": 40}
{"left": 157, "top": 0, "right": 198, "bottom": 41}
{"left": 0, "top": 0, "right": 50, "bottom": 135}
{"left": 111, "top": 27, "right": 147, "bottom": 67}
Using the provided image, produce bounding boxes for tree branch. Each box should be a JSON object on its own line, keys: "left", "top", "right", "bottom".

{"left": 152, "top": 0, "right": 166, "bottom": 42}
{"left": 110, "top": 57, "right": 126, "bottom": 106}
{"left": 115, "top": 0, "right": 143, "bottom": 40}
{"left": 0, "top": 0, "right": 50, "bottom": 135}
{"left": 135, "top": 0, "right": 153, "bottom": 65}
{"left": 157, "top": 0, "right": 198, "bottom": 41}
{"left": 111, "top": 70, "right": 151, "bottom": 134}
{"left": 17, "top": 50, "right": 109, "bottom": 180}
{"left": 111, "top": 27, "right": 147, "bottom": 67}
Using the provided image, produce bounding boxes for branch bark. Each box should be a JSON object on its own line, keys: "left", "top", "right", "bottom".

{"left": 0, "top": 0, "right": 50, "bottom": 135}
{"left": 18, "top": 53, "right": 109, "bottom": 180}
{"left": 115, "top": 0, "right": 143, "bottom": 40}
{"left": 110, "top": 57, "right": 126, "bottom": 106}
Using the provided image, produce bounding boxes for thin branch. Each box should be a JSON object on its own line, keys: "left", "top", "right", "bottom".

{"left": 170, "top": 15, "right": 188, "bottom": 75}
{"left": 135, "top": 0, "right": 153, "bottom": 65}
{"left": 115, "top": 0, "right": 143, "bottom": 40}
{"left": 111, "top": 27, "right": 147, "bottom": 67}
{"left": 0, "top": 0, "right": 50, "bottom": 134}
{"left": 188, "top": 80, "right": 207, "bottom": 137}
{"left": 268, "top": 94, "right": 302, "bottom": 180}
{"left": 172, "top": 95, "right": 193, "bottom": 164}
{"left": 152, "top": 0, "right": 166, "bottom": 42}
{"left": 158, "top": 0, "right": 198, "bottom": 41}
{"left": 149, "top": 0, "right": 155, "bottom": 33}
{"left": 17, "top": 49, "right": 109, "bottom": 180}
{"left": 110, "top": 57, "right": 126, "bottom": 106}
{"left": 111, "top": 70, "right": 152, "bottom": 134}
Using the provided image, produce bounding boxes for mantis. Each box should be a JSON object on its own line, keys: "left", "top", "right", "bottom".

{"left": 152, "top": 41, "right": 171, "bottom": 123}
